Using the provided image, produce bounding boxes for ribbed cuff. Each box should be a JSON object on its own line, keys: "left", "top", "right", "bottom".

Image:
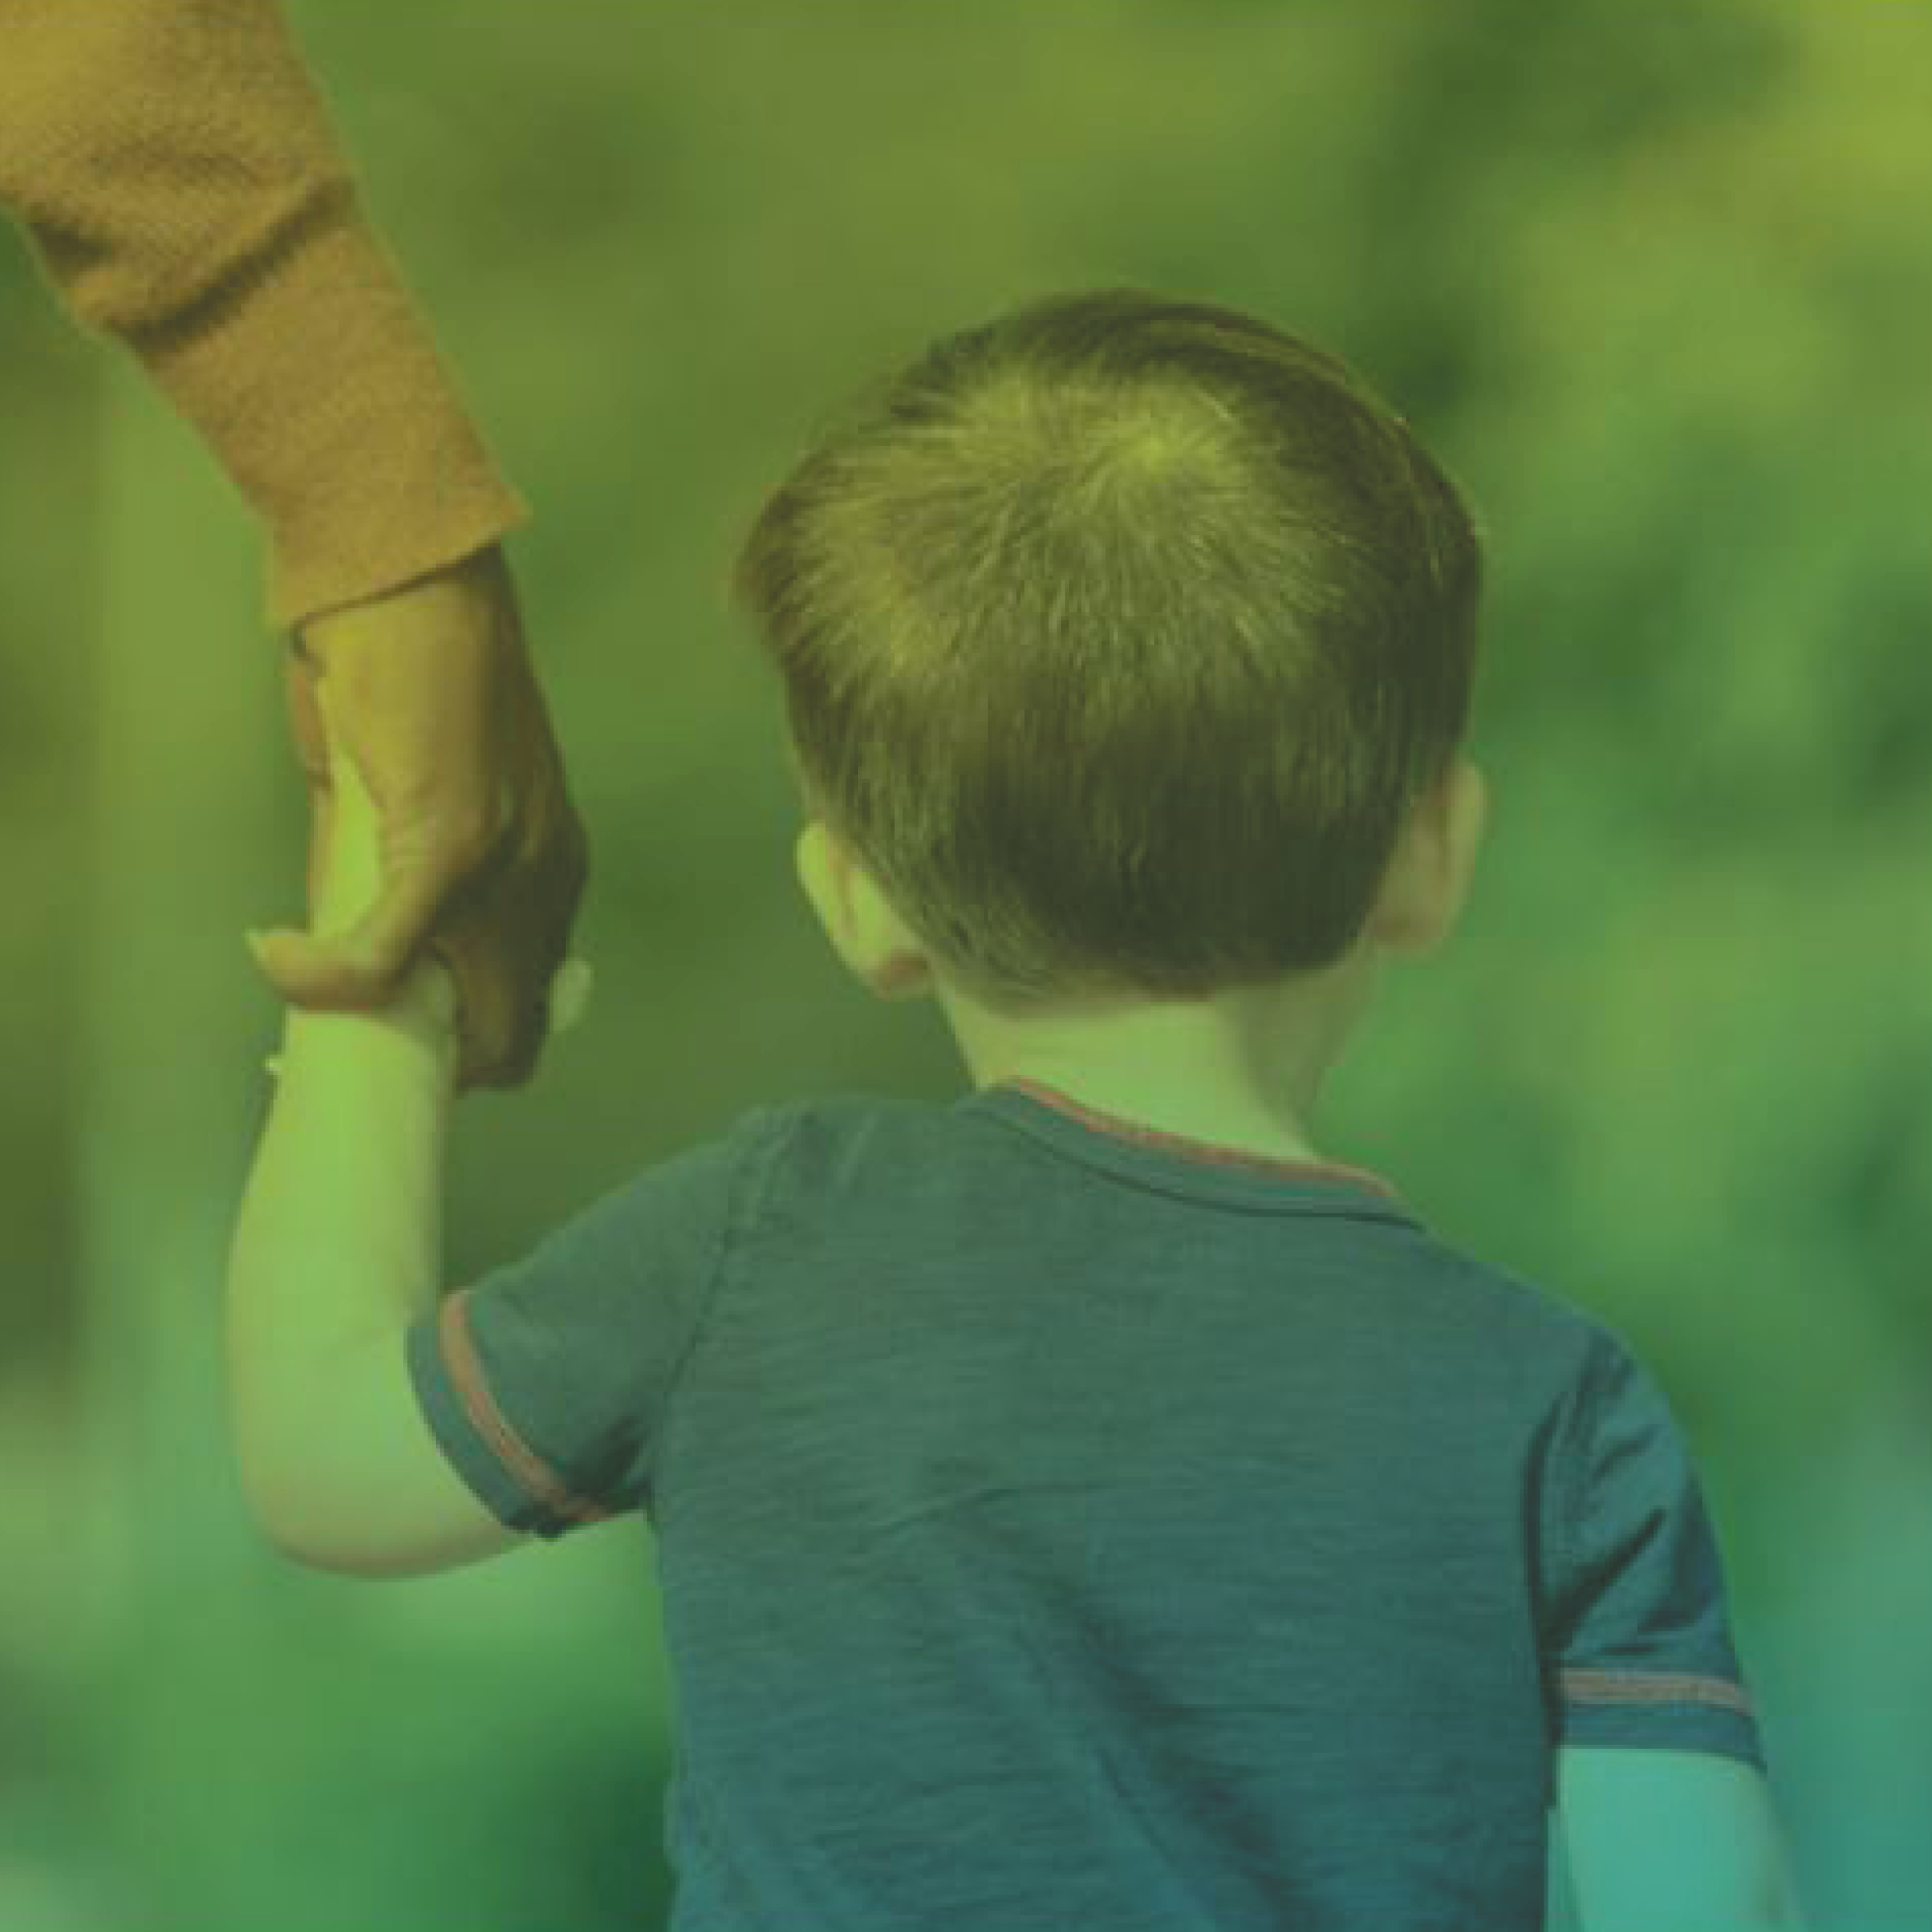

{"left": 127, "top": 189, "right": 530, "bottom": 633}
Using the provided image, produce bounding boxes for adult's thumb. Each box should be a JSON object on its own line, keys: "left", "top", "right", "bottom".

{"left": 246, "top": 867, "right": 444, "bottom": 1012}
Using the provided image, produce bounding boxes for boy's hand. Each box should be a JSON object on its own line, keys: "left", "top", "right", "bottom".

{"left": 280, "top": 673, "right": 462, "bottom": 1042}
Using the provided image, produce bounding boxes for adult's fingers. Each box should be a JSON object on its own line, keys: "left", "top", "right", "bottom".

{"left": 252, "top": 568, "right": 500, "bottom": 1017}
{"left": 431, "top": 754, "right": 590, "bottom": 1093}
{"left": 279, "top": 641, "right": 335, "bottom": 913}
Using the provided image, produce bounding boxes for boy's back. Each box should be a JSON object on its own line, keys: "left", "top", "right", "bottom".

{"left": 407, "top": 1076, "right": 1790, "bottom": 1931}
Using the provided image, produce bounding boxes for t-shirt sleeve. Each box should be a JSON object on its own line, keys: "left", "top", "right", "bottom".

{"left": 1545, "top": 1326, "right": 1768, "bottom": 1771}
{"left": 405, "top": 1106, "right": 792, "bottom": 1541}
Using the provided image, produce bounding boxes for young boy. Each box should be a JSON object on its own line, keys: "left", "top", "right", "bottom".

{"left": 227, "top": 287, "right": 1812, "bottom": 1931}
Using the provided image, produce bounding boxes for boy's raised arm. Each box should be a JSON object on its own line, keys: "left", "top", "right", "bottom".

{"left": 226, "top": 678, "right": 459, "bottom": 1535}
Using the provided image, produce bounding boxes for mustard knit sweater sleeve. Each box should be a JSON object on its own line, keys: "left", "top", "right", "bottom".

{"left": 0, "top": 0, "right": 529, "bottom": 632}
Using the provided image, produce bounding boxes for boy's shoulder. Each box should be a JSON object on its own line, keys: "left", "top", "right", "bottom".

{"left": 1434, "top": 1238, "right": 1664, "bottom": 1369}
{"left": 734, "top": 1087, "right": 930, "bottom": 1154}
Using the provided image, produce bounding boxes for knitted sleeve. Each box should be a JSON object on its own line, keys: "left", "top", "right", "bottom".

{"left": 0, "top": 0, "right": 529, "bottom": 631}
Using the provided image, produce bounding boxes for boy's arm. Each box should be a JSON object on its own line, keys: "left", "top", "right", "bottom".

{"left": 225, "top": 675, "right": 460, "bottom": 1540}
{"left": 1556, "top": 1746, "right": 1812, "bottom": 1932}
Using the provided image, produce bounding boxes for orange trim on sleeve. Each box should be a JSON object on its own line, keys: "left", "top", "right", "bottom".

{"left": 439, "top": 1288, "right": 616, "bottom": 1529}
{"left": 1558, "top": 1666, "right": 1755, "bottom": 1718}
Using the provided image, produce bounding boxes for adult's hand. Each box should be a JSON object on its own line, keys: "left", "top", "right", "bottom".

{"left": 248, "top": 543, "right": 590, "bottom": 1095}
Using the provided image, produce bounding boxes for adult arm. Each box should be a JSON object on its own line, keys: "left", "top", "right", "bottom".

{"left": 0, "top": 0, "right": 588, "bottom": 1089}
{"left": 0, "top": 0, "right": 528, "bottom": 631}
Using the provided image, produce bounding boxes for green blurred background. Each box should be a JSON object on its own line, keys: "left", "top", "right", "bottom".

{"left": 3, "top": 2, "right": 1929, "bottom": 1926}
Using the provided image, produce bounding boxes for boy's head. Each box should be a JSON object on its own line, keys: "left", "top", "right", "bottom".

{"left": 728, "top": 286, "right": 1489, "bottom": 1143}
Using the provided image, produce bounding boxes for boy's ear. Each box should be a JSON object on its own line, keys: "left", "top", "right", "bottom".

{"left": 795, "top": 820, "right": 933, "bottom": 1001}
{"left": 1370, "top": 755, "right": 1488, "bottom": 958}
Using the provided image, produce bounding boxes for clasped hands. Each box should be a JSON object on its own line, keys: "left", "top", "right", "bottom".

{"left": 247, "top": 545, "right": 592, "bottom": 1096}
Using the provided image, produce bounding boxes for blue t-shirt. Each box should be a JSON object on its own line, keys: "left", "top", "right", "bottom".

{"left": 406, "top": 1076, "right": 1766, "bottom": 1932}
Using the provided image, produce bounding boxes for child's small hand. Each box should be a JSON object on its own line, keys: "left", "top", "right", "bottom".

{"left": 261, "top": 675, "right": 460, "bottom": 1040}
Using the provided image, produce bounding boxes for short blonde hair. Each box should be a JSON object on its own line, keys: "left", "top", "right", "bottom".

{"left": 729, "top": 285, "right": 1485, "bottom": 1016}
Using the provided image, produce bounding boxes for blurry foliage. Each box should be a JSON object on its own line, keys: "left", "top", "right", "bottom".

{"left": 0, "top": 242, "right": 91, "bottom": 1399}
{"left": 2, "top": 2, "right": 1929, "bottom": 1926}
